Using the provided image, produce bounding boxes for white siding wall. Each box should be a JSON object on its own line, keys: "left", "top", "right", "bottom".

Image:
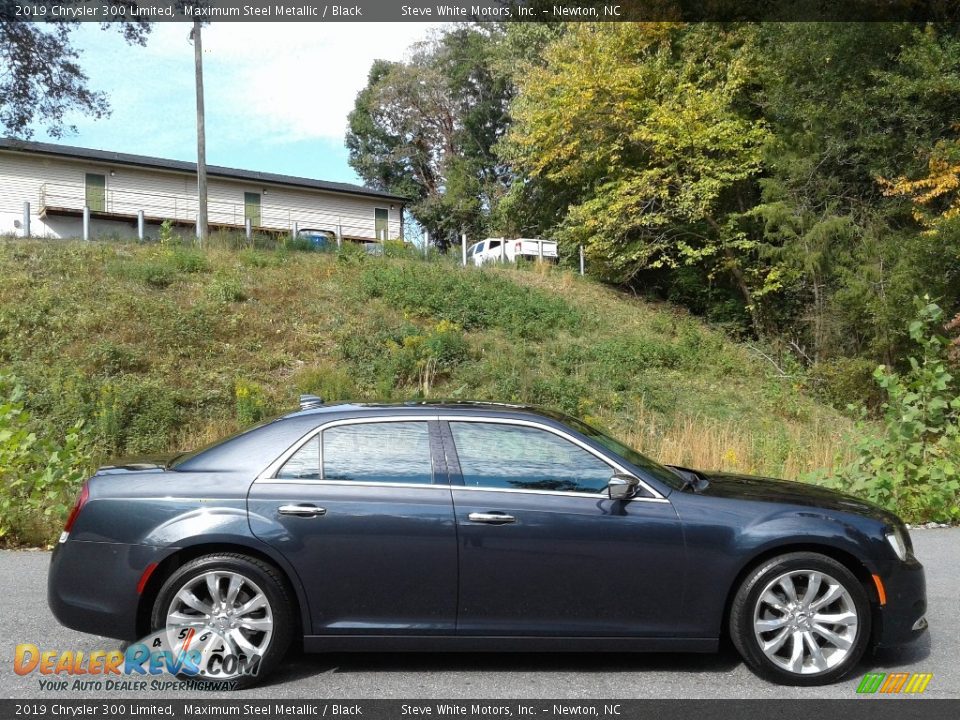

{"left": 0, "top": 150, "right": 401, "bottom": 241}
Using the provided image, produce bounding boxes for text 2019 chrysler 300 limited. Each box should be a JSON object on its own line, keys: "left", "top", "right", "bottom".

{"left": 48, "top": 401, "right": 927, "bottom": 687}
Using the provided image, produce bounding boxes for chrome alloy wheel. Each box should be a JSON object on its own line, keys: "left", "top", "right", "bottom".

{"left": 165, "top": 570, "right": 274, "bottom": 662}
{"left": 753, "top": 569, "right": 859, "bottom": 675}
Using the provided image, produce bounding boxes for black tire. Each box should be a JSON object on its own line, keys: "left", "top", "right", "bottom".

{"left": 729, "top": 552, "right": 872, "bottom": 686}
{"left": 150, "top": 553, "right": 295, "bottom": 689}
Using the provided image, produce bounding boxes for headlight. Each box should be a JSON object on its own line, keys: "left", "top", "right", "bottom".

{"left": 886, "top": 526, "right": 908, "bottom": 561}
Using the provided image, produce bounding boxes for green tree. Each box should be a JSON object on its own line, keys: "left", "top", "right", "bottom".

{"left": 500, "top": 23, "right": 773, "bottom": 330}
{"left": 346, "top": 26, "right": 512, "bottom": 249}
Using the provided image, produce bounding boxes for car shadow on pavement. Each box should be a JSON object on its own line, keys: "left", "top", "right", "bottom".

{"left": 864, "top": 631, "right": 932, "bottom": 669}
{"left": 258, "top": 647, "right": 744, "bottom": 688}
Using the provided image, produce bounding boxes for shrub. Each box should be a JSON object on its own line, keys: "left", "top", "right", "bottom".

{"left": 95, "top": 378, "right": 182, "bottom": 455}
{"left": 164, "top": 246, "right": 209, "bottom": 274}
{"left": 116, "top": 259, "right": 177, "bottom": 289}
{"left": 235, "top": 378, "right": 269, "bottom": 426}
{"left": 206, "top": 273, "right": 247, "bottom": 303}
{"left": 809, "top": 356, "right": 884, "bottom": 412}
{"left": 811, "top": 300, "right": 960, "bottom": 522}
{"left": 358, "top": 263, "right": 579, "bottom": 339}
{"left": 0, "top": 374, "right": 93, "bottom": 546}
{"left": 294, "top": 364, "right": 358, "bottom": 402}
{"left": 85, "top": 340, "right": 149, "bottom": 376}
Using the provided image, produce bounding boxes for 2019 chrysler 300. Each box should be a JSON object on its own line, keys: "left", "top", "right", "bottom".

{"left": 48, "top": 400, "right": 927, "bottom": 687}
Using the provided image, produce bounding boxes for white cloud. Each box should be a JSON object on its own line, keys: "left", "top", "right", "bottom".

{"left": 195, "top": 23, "right": 442, "bottom": 142}
{"left": 52, "top": 22, "right": 442, "bottom": 180}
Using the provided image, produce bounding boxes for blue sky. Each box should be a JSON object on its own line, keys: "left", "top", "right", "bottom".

{"left": 44, "top": 22, "right": 439, "bottom": 185}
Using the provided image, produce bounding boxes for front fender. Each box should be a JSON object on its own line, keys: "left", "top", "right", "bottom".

{"left": 672, "top": 494, "right": 886, "bottom": 638}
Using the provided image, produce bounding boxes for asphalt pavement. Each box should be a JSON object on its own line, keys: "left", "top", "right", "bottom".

{"left": 1, "top": 529, "right": 955, "bottom": 700}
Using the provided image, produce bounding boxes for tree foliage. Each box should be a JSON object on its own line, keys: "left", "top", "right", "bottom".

{"left": 346, "top": 25, "right": 512, "bottom": 249}
{"left": 812, "top": 300, "right": 960, "bottom": 523}
{"left": 499, "top": 21, "right": 960, "bottom": 379}
{"left": 0, "top": 1, "right": 150, "bottom": 138}
{"left": 500, "top": 24, "right": 772, "bottom": 329}
{"left": 345, "top": 21, "right": 960, "bottom": 402}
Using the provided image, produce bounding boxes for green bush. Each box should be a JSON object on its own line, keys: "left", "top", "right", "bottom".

{"left": 809, "top": 356, "right": 885, "bottom": 412}
{"left": 0, "top": 374, "right": 93, "bottom": 546}
{"left": 114, "top": 259, "right": 177, "bottom": 289}
{"left": 95, "top": 378, "right": 182, "bottom": 455}
{"left": 164, "top": 246, "right": 209, "bottom": 274}
{"left": 358, "top": 262, "right": 580, "bottom": 339}
{"left": 811, "top": 300, "right": 960, "bottom": 522}
{"left": 294, "top": 364, "right": 358, "bottom": 402}
{"left": 235, "top": 378, "right": 270, "bottom": 426}
{"left": 206, "top": 272, "right": 247, "bottom": 303}
{"left": 335, "top": 318, "right": 469, "bottom": 397}
{"left": 85, "top": 340, "right": 149, "bottom": 376}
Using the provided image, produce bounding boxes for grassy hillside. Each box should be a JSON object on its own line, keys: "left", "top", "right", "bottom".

{"left": 1, "top": 240, "right": 861, "bottom": 538}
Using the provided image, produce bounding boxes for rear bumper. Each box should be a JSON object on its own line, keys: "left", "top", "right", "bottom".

{"left": 875, "top": 556, "right": 927, "bottom": 647}
{"left": 48, "top": 539, "right": 163, "bottom": 642}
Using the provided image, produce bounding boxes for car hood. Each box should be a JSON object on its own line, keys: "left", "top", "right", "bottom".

{"left": 690, "top": 469, "right": 897, "bottom": 523}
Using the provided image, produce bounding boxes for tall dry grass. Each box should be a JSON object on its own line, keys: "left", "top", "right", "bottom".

{"left": 614, "top": 406, "right": 856, "bottom": 481}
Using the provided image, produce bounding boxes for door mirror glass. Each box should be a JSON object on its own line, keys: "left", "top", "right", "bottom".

{"left": 607, "top": 473, "right": 640, "bottom": 500}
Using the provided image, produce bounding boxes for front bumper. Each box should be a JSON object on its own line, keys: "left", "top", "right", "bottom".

{"left": 875, "top": 556, "right": 927, "bottom": 647}
{"left": 48, "top": 539, "right": 163, "bottom": 642}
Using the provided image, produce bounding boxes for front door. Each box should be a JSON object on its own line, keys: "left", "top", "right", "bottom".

{"left": 443, "top": 419, "right": 686, "bottom": 637}
{"left": 85, "top": 173, "right": 106, "bottom": 212}
{"left": 249, "top": 419, "right": 457, "bottom": 635}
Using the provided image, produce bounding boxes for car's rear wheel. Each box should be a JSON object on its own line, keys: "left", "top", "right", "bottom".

{"left": 729, "top": 552, "right": 871, "bottom": 685}
{"left": 150, "top": 553, "right": 294, "bottom": 688}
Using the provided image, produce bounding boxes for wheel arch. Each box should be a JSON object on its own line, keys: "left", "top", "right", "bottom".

{"left": 719, "top": 542, "right": 884, "bottom": 647}
{"left": 136, "top": 538, "right": 310, "bottom": 641}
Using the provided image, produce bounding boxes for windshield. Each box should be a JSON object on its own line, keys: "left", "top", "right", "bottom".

{"left": 558, "top": 415, "right": 685, "bottom": 491}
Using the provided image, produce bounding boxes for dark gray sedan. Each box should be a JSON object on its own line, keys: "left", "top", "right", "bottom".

{"left": 48, "top": 401, "right": 927, "bottom": 687}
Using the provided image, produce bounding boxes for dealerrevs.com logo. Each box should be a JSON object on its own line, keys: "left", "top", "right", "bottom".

{"left": 14, "top": 626, "right": 260, "bottom": 692}
{"left": 856, "top": 672, "right": 933, "bottom": 694}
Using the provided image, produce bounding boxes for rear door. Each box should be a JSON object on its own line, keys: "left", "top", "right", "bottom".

{"left": 443, "top": 418, "right": 686, "bottom": 637}
{"left": 248, "top": 417, "right": 457, "bottom": 635}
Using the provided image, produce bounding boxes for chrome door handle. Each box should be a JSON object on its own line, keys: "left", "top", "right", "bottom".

{"left": 468, "top": 512, "right": 516, "bottom": 525}
{"left": 278, "top": 504, "right": 326, "bottom": 517}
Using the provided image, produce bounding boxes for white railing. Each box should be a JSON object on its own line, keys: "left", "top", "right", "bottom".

{"left": 37, "top": 182, "right": 383, "bottom": 239}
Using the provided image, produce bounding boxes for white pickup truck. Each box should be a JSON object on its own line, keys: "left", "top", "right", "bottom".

{"left": 467, "top": 237, "right": 559, "bottom": 266}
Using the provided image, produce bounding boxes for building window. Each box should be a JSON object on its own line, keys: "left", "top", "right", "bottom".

{"left": 244, "top": 192, "right": 261, "bottom": 227}
{"left": 85, "top": 173, "right": 106, "bottom": 213}
{"left": 375, "top": 207, "right": 389, "bottom": 241}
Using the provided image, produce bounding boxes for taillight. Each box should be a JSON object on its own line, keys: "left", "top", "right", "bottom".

{"left": 60, "top": 482, "right": 90, "bottom": 542}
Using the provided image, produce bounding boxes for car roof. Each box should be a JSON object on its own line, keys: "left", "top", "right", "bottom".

{"left": 281, "top": 400, "right": 561, "bottom": 422}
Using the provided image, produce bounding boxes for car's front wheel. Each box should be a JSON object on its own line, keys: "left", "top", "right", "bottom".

{"left": 729, "top": 552, "right": 872, "bottom": 685}
{"left": 150, "top": 553, "right": 294, "bottom": 688}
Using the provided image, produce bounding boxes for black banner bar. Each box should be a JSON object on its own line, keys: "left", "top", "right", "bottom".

{"left": 1, "top": 700, "right": 959, "bottom": 720}
{"left": 3, "top": 0, "right": 960, "bottom": 23}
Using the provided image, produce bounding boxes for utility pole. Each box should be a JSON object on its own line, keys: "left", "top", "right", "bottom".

{"left": 192, "top": 19, "right": 208, "bottom": 248}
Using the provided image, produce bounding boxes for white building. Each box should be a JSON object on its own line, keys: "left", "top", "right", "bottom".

{"left": 0, "top": 139, "right": 405, "bottom": 242}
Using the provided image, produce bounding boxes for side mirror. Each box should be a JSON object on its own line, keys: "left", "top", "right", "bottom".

{"left": 607, "top": 473, "right": 640, "bottom": 501}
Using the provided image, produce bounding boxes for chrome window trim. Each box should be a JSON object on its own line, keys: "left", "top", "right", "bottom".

{"left": 255, "top": 414, "right": 669, "bottom": 504}
{"left": 258, "top": 479, "right": 450, "bottom": 490}
{"left": 443, "top": 416, "right": 667, "bottom": 503}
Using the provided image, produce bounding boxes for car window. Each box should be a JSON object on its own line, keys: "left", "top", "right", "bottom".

{"left": 449, "top": 422, "right": 613, "bottom": 494}
{"left": 277, "top": 436, "right": 320, "bottom": 479}
{"left": 323, "top": 422, "right": 433, "bottom": 485}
